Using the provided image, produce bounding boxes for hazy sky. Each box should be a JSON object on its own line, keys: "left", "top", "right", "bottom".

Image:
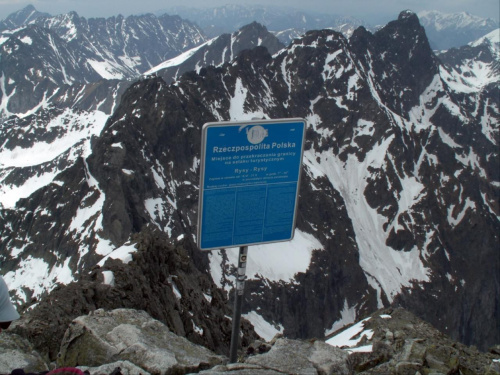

{"left": 0, "top": 0, "right": 499, "bottom": 25}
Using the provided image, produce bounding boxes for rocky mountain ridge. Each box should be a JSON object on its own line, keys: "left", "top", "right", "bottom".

{"left": 3, "top": 304, "right": 500, "bottom": 374}
{"left": 0, "top": 5, "right": 50, "bottom": 31}
{"left": 0, "top": 8, "right": 498, "bottom": 360}
{"left": 0, "top": 5, "right": 207, "bottom": 116}
{"left": 145, "top": 22, "right": 284, "bottom": 84}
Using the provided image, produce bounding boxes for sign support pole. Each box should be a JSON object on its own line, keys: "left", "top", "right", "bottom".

{"left": 229, "top": 245, "right": 248, "bottom": 363}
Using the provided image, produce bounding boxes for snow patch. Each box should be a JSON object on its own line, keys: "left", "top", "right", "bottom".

{"left": 209, "top": 229, "right": 323, "bottom": 287}
{"left": 243, "top": 311, "right": 284, "bottom": 341}
{"left": 4, "top": 256, "right": 75, "bottom": 303}
{"left": 87, "top": 59, "right": 126, "bottom": 80}
{"left": 326, "top": 317, "right": 373, "bottom": 348}
{"left": 97, "top": 243, "right": 137, "bottom": 266}
{"left": 144, "top": 38, "right": 215, "bottom": 75}
{"left": 325, "top": 300, "right": 357, "bottom": 336}
{"left": 102, "top": 271, "right": 115, "bottom": 286}
{"left": 228, "top": 78, "right": 266, "bottom": 120}
{"left": 171, "top": 281, "right": 182, "bottom": 299}
{"left": 20, "top": 36, "right": 32, "bottom": 45}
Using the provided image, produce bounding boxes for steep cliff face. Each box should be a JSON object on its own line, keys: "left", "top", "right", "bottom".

{"left": 1, "top": 11, "right": 498, "bottom": 352}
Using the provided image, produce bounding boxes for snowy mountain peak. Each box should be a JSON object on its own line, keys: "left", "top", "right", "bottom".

{"left": 162, "top": 4, "right": 367, "bottom": 41}
{"left": 0, "top": 4, "right": 49, "bottom": 31}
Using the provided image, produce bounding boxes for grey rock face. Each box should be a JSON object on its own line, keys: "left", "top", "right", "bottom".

{"left": 195, "top": 364, "right": 285, "bottom": 375}
{"left": 0, "top": 332, "right": 49, "bottom": 373}
{"left": 58, "top": 308, "right": 225, "bottom": 374}
{"left": 246, "top": 338, "right": 349, "bottom": 375}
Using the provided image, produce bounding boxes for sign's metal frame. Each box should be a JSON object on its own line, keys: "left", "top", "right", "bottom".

{"left": 197, "top": 118, "right": 306, "bottom": 250}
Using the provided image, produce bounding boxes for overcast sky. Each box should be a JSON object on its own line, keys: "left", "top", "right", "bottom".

{"left": 0, "top": 0, "right": 499, "bottom": 24}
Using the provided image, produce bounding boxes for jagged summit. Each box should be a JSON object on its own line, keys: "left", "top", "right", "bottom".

{"left": 350, "top": 10, "right": 437, "bottom": 116}
{"left": 398, "top": 9, "right": 418, "bottom": 20}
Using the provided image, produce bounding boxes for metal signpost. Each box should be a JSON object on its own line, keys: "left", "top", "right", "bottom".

{"left": 197, "top": 118, "right": 306, "bottom": 362}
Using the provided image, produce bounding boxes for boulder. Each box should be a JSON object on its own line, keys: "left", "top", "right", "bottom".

{"left": 57, "top": 308, "right": 225, "bottom": 374}
{"left": 0, "top": 332, "right": 49, "bottom": 373}
{"left": 192, "top": 338, "right": 349, "bottom": 374}
{"left": 245, "top": 338, "right": 349, "bottom": 375}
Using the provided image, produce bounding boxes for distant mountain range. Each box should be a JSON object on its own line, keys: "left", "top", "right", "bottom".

{"left": 0, "top": 4, "right": 498, "bottom": 364}
{"left": 417, "top": 10, "right": 499, "bottom": 50}
{"left": 161, "top": 5, "right": 498, "bottom": 49}
{"left": 160, "top": 4, "right": 367, "bottom": 41}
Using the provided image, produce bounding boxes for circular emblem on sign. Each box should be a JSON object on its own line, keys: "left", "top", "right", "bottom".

{"left": 246, "top": 125, "right": 268, "bottom": 144}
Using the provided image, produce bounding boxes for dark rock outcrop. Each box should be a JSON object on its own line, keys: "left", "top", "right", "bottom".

{"left": 11, "top": 230, "right": 258, "bottom": 362}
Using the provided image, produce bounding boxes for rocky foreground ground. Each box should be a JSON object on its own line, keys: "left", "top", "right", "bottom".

{"left": 1, "top": 307, "right": 499, "bottom": 374}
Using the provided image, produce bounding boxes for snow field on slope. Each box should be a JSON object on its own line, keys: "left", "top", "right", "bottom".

{"left": 0, "top": 110, "right": 108, "bottom": 167}
{"left": 303, "top": 136, "right": 430, "bottom": 304}
{"left": 209, "top": 230, "right": 321, "bottom": 343}
{"left": 98, "top": 243, "right": 137, "bottom": 267}
{"left": 324, "top": 300, "right": 357, "bottom": 336}
{"left": 0, "top": 109, "right": 108, "bottom": 208}
{"left": 144, "top": 38, "right": 216, "bottom": 75}
{"left": 87, "top": 59, "right": 127, "bottom": 80}
{"left": 4, "top": 256, "right": 74, "bottom": 304}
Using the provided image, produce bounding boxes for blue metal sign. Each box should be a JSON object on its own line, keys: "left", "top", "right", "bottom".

{"left": 197, "top": 118, "right": 306, "bottom": 250}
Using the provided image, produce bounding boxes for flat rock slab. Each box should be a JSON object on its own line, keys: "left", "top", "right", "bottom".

{"left": 246, "top": 338, "right": 349, "bottom": 375}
